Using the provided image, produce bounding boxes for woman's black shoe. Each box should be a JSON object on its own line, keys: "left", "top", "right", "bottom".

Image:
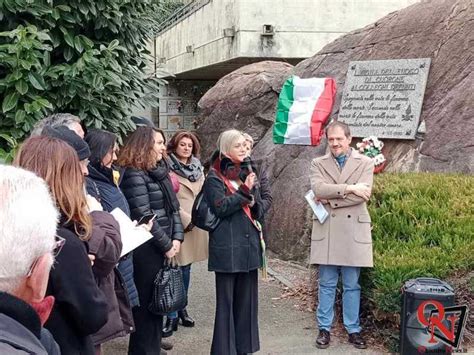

{"left": 178, "top": 309, "right": 195, "bottom": 327}
{"left": 162, "top": 317, "right": 178, "bottom": 338}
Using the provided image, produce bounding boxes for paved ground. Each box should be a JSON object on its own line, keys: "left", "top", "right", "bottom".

{"left": 104, "top": 260, "right": 377, "bottom": 354}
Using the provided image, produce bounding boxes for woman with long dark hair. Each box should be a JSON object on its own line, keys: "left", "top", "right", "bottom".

{"left": 117, "top": 126, "right": 184, "bottom": 354}
{"left": 203, "top": 129, "right": 265, "bottom": 355}
{"left": 14, "top": 136, "right": 108, "bottom": 355}
{"left": 84, "top": 129, "right": 138, "bottom": 352}
{"left": 162, "top": 131, "right": 208, "bottom": 337}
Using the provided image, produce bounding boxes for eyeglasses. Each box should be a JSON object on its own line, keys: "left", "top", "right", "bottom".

{"left": 0, "top": 235, "right": 66, "bottom": 279}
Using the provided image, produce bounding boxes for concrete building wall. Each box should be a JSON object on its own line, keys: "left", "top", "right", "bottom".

{"left": 156, "top": 0, "right": 419, "bottom": 77}
{"left": 157, "top": 0, "right": 239, "bottom": 76}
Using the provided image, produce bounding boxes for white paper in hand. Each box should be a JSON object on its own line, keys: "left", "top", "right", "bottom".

{"left": 110, "top": 208, "right": 154, "bottom": 257}
{"left": 305, "top": 190, "right": 329, "bottom": 224}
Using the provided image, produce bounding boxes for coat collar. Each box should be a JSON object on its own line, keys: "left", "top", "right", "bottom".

{"left": 0, "top": 292, "right": 42, "bottom": 339}
{"left": 321, "top": 148, "right": 363, "bottom": 183}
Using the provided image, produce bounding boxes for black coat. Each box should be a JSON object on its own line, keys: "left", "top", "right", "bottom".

{"left": 203, "top": 169, "right": 263, "bottom": 273}
{"left": 44, "top": 225, "right": 108, "bottom": 355}
{"left": 86, "top": 164, "right": 139, "bottom": 309}
{"left": 120, "top": 165, "right": 184, "bottom": 308}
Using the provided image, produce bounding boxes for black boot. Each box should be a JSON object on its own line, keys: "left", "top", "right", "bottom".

{"left": 178, "top": 309, "right": 195, "bottom": 327}
{"left": 162, "top": 317, "right": 178, "bottom": 338}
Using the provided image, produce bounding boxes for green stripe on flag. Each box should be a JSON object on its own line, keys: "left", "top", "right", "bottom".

{"left": 273, "top": 76, "right": 294, "bottom": 144}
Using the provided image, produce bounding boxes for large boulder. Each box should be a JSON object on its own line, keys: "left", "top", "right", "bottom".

{"left": 196, "top": 61, "right": 293, "bottom": 158}
{"left": 196, "top": 0, "right": 474, "bottom": 261}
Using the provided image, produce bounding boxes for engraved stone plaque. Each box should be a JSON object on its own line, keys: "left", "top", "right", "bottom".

{"left": 338, "top": 58, "right": 431, "bottom": 139}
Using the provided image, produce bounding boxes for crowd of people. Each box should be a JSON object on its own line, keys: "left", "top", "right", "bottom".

{"left": 1, "top": 112, "right": 373, "bottom": 354}
{"left": 0, "top": 113, "right": 273, "bottom": 355}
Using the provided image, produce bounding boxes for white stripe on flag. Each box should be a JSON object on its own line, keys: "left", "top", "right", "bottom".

{"left": 284, "top": 77, "right": 326, "bottom": 144}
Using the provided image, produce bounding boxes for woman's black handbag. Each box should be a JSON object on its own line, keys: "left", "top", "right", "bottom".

{"left": 191, "top": 190, "right": 221, "bottom": 232}
{"left": 148, "top": 258, "right": 187, "bottom": 315}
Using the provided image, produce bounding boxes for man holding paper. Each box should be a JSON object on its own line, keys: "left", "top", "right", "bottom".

{"left": 309, "top": 121, "right": 374, "bottom": 350}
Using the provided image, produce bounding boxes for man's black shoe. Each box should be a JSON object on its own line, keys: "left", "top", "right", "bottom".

{"left": 348, "top": 332, "right": 367, "bottom": 349}
{"left": 316, "top": 329, "right": 330, "bottom": 349}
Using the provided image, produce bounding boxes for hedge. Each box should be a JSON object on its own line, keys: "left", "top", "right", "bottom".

{"left": 361, "top": 172, "right": 474, "bottom": 348}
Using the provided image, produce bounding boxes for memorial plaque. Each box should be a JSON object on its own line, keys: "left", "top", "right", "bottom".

{"left": 338, "top": 58, "right": 431, "bottom": 139}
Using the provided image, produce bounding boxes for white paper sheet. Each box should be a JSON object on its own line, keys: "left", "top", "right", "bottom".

{"left": 305, "top": 190, "right": 329, "bottom": 224}
{"left": 110, "top": 208, "right": 154, "bottom": 257}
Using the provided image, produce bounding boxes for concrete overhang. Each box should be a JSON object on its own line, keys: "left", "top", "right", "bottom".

{"left": 162, "top": 57, "right": 304, "bottom": 80}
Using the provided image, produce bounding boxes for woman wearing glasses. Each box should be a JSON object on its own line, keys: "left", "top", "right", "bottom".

{"left": 14, "top": 136, "right": 109, "bottom": 355}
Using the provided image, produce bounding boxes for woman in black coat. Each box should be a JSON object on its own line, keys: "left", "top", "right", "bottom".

{"left": 85, "top": 129, "right": 139, "bottom": 345}
{"left": 118, "top": 126, "right": 184, "bottom": 355}
{"left": 14, "top": 136, "right": 108, "bottom": 355}
{"left": 203, "top": 129, "right": 264, "bottom": 355}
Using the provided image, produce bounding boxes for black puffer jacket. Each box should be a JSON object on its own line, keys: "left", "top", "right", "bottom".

{"left": 120, "top": 164, "right": 184, "bottom": 253}
{"left": 120, "top": 161, "right": 184, "bottom": 309}
{"left": 203, "top": 157, "right": 264, "bottom": 273}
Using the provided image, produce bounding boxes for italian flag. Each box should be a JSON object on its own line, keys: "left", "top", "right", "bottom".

{"left": 273, "top": 76, "right": 336, "bottom": 145}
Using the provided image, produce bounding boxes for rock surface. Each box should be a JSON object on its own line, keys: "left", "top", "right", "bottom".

{"left": 196, "top": 0, "right": 474, "bottom": 261}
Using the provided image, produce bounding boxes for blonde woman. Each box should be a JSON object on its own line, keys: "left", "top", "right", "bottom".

{"left": 203, "top": 129, "right": 264, "bottom": 355}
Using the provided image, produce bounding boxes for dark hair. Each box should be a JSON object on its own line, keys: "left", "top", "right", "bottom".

{"left": 325, "top": 121, "right": 351, "bottom": 138}
{"left": 85, "top": 129, "right": 117, "bottom": 166}
{"left": 167, "top": 130, "right": 201, "bottom": 158}
{"left": 117, "top": 126, "right": 166, "bottom": 171}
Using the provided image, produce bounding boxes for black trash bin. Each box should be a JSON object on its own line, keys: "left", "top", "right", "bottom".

{"left": 400, "top": 278, "right": 455, "bottom": 354}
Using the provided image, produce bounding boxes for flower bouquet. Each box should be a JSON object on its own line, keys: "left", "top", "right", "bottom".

{"left": 356, "top": 136, "right": 386, "bottom": 174}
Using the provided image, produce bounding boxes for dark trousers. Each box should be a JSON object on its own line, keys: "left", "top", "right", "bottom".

{"left": 211, "top": 270, "right": 260, "bottom": 355}
{"left": 128, "top": 305, "right": 163, "bottom": 355}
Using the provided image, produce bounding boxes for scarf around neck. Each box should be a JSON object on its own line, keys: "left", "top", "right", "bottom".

{"left": 148, "top": 159, "right": 180, "bottom": 214}
{"left": 169, "top": 153, "right": 203, "bottom": 182}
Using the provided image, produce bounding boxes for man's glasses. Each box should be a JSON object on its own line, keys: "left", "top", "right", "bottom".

{"left": 25, "top": 235, "right": 65, "bottom": 277}
{"left": 0, "top": 235, "right": 66, "bottom": 279}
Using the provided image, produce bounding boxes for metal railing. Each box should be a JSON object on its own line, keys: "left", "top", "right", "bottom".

{"left": 156, "top": 0, "right": 211, "bottom": 36}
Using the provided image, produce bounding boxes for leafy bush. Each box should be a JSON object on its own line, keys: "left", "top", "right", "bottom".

{"left": 0, "top": 0, "right": 183, "bottom": 159}
{"left": 361, "top": 173, "right": 474, "bottom": 348}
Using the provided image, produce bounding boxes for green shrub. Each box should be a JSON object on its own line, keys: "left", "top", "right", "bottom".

{"left": 361, "top": 173, "right": 474, "bottom": 349}
{"left": 0, "top": 0, "right": 183, "bottom": 157}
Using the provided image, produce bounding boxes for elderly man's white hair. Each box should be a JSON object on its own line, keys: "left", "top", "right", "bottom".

{"left": 30, "top": 113, "right": 81, "bottom": 136}
{"left": 0, "top": 165, "right": 58, "bottom": 293}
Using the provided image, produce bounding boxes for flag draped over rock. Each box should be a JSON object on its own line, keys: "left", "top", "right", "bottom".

{"left": 273, "top": 76, "right": 336, "bottom": 145}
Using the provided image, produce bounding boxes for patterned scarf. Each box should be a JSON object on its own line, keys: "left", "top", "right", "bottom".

{"left": 169, "top": 153, "right": 203, "bottom": 182}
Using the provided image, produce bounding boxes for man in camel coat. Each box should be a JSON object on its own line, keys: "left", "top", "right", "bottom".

{"left": 309, "top": 121, "right": 374, "bottom": 350}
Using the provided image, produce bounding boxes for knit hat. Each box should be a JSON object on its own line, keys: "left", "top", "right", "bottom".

{"left": 43, "top": 125, "right": 91, "bottom": 160}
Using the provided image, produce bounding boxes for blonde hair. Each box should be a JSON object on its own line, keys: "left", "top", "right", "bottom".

{"left": 218, "top": 129, "right": 245, "bottom": 156}
{"left": 242, "top": 132, "right": 254, "bottom": 148}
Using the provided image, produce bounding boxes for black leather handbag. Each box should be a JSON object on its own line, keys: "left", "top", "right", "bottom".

{"left": 148, "top": 258, "right": 187, "bottom": 315}
{"left": 191, "top": 189, "right": 221, "bottom": 232}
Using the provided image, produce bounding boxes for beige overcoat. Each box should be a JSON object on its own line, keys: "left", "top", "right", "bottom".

{"left": 172, "top": 172, "right": 209, "bottom": 266}
{"left": 309, "top": 150, "right": 374, "bottom": 267}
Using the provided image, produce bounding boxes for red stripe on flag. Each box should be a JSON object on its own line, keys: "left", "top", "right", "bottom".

{"left": 310, "top": 78, "right": 336, "bottom": 145}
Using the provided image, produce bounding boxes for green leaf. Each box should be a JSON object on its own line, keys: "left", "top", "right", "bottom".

{"left": 56, "top": 5, "right": 71, "bottom": 12}
{"left": 28, "top": 72, "right": 46, "bottom": 90}
{"left": 63, "top": 46, "right": 74, "bottom": 61}
{"left": 60, "top": 26, "right": 74, "bottom": 48}
{"left": 14, "top": 109, "right": 26, "bottom": 123}
{"left": 2, "top": 92, "right": 19, "bottom": 113}
{"left": 15, "top": 80, "right": 28, "bottom": 95}
{"left": 74, "top": 36, "right": 84, "bottom": 53}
